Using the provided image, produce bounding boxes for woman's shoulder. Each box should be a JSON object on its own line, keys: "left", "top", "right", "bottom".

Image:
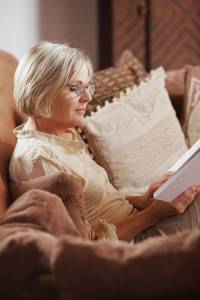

{"left": 10, "top": 137, "right": 60, "bottom": 178}
{"left": 9, "top": 138, "right": 59, "bottom": 182}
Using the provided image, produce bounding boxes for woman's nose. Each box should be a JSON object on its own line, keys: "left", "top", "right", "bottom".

{"left": 80, "top": 90, "right": 92, "bottom": 102}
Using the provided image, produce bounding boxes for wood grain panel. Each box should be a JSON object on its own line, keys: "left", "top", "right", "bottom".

{"left": 98, "top": 0, "right": 200, "bottom": 70}
{"left": 112, "top": 0, "right": 147, "bottom": 66}
{"left": 150, "top": 0, "right": 200, "bottom": 69}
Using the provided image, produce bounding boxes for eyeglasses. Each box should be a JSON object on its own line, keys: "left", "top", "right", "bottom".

{"left": 65, "top": 83, "right": 95, "bottom": 96}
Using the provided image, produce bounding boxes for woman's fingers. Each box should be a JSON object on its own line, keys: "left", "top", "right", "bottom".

{"left": 163, "top": 171, "right": 174, "bottom": 178}
{"left": 149, "top": 172, "right": 174, "bottom": 195}
{"left": 183, "top": 185, "right": 200, "bottom": 200}
{"left": 159, "top": 171, "right": 174, "bottom": 184}
{"left": 152, "top": 172, "right": 174, "bottom": 189}
{"left": 172, "top": 184, "right": 200, "bottom": 214}
{"left": 149, "top": 183, "right": 200, "bottom": 220}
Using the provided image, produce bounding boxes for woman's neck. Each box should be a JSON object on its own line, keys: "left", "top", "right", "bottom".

{"left": 26, "top": 117, "right": 72, "bottom": 137}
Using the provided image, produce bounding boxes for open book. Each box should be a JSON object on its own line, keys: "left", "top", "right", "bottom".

{"left": 153, "top": 138, "right": 200, "bottom": 202}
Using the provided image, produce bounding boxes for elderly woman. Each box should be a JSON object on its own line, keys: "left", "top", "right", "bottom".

{"left": 9, "top": 42, "right": 200, "bottom": 242}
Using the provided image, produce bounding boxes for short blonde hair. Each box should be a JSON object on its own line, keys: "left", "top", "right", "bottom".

{"left": 14, "top": 41, "right": 93, "bottom": 117}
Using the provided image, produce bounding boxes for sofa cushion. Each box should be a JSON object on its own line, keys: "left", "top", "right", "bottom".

{"left": 0, "top": 188, "right": 65, "bottom": 299}
{"left": 0, "top": 228, "right": 57, "bottom": 300}
{"left": 10, "top": 172, "right": 93, "bottom": 239}
{"left": 0, "top": 51, "right": 20, "bottom": 211}
{"left": 183, "top": 65, "right": 200, "bottom": 146}
{"left": 165, "top": 67, "right": 186, "bottom": 120}
{"left": 83, "top": 67, "right": 187, "bottom": 195}
{"left": 0, "top": 189, "right": 80, "bottom": 238}
{"left": 1, "top": 199, "right": 200, "bottom": 299}
{"left": 51, "top": 230, "right": 200, "bottom": 300}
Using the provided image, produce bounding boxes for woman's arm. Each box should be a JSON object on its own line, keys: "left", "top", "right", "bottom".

{"left": 116, "top": 205, "right": 158, "bottom": 241}
{"left": 117, "top": 184, "right": 200, "bottom": 241}
{"left": 126, "top": 194, "right": 155, "bottom": 210}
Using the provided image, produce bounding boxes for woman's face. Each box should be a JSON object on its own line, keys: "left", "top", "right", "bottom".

{"left": 51, "top": 66, "right": 92, "bottom": 129}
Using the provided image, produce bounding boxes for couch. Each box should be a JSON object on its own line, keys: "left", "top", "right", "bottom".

{"left": 0, "top": 50, "right": 200, "bottom": 300}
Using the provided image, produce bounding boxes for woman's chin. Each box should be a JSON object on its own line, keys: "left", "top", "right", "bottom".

{"left": 75, "top": 117, "right": 86, "bottom": 128}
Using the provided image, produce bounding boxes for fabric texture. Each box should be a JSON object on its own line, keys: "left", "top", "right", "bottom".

{"left": 83, "top": 67, "right": 188, "bottom": 195}
{"left": 165, "top": 68, "right": 186, "bottom": 98}
{"left": 165, "top": 67, "right": 186, "bottom": 120}
{"left": 0, "top": 189, "right": 65, "bottom": 300}
{"left": 86, "top": 50, "right": 147, "bottom": 115}
{"left": 10, "top": 171, "right": 92, "bottom": 239}
{"left": 183, "top": 65, "right": 200, "bottom": 146}
{"left": 0, "top": 227, "right": 57, "bottom": 300}
{"left": 1, "top": 191, "right": 200, "bottom": 299}
{"left": 51, "top": 230, "right": 200, "bottom": 300}
{"left": 1, "top": 189, "right": 80, "bottom": 238}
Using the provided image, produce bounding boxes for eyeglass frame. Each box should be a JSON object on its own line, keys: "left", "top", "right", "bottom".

{"left": 65, "top": 83, "right": 96, "bottom": 96}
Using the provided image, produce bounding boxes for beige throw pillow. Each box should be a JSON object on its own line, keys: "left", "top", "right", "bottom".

{"left": 83, "top": 67, "right": 187, "bottom": 195}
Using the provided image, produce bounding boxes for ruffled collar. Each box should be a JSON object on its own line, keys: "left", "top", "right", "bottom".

{"left": 13, "top": 123, "right": 85, "bottom": 150}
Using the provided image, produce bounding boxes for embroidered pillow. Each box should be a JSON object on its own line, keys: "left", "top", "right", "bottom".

{"left": 82, "top": 67, "right": 187, "bottom": 195}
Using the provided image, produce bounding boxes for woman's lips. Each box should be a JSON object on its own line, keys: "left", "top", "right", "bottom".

{"left": 75, "top": 108, "right": 86, "bottom": 115}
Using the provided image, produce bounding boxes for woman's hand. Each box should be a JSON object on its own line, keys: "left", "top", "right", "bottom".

{"left": 148, "top": 184, "right": 200, "bottom": 222}
{"left": 118, "top": 182, "right": 200, "bottom": 241}
{"left": 143, "top": 171, "right": 173, "bottom": 204}
{"left": 127, "top": 172, "right": 173, "bottom": 210}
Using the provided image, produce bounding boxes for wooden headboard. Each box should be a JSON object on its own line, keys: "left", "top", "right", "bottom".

{"left": 0, "top": 51, "right": 24, "bottom": 216}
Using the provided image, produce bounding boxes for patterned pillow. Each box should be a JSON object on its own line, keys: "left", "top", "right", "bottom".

{"left": 86, "top": 50, "right": 147, "bottom": 115}
{"left": 183, "top": 65, "right": 200, "bottom": 146}
{"left": 82, "top": 67, "right": 187, "bottom": 195}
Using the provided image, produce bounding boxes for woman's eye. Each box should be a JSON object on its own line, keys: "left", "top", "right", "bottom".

{"left": 69, "top": 87, "right": 77, "bottom": 93}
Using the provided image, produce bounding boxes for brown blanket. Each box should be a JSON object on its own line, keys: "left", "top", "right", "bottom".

{"left": 0, "top": 189, "right": 200, "bottom": 300}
